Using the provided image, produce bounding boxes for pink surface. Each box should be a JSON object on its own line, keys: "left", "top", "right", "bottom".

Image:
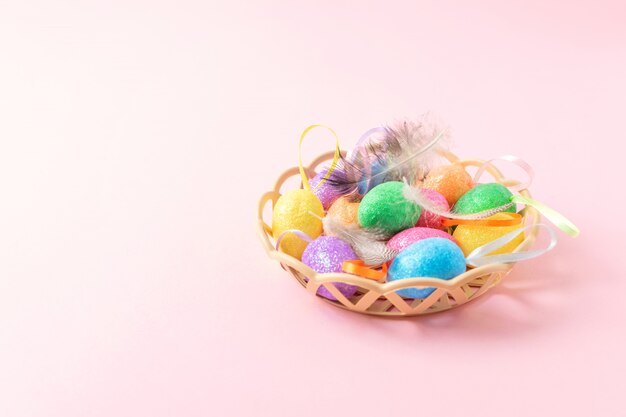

{"left": 0, "top": 1, "right": 624, "bottom": 416}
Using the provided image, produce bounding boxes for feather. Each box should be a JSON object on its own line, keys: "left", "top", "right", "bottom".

{"left": 325, "top": 115, "right": 450, "bottom": 197}
{"left": 317, "top": 185, "right": 513, "bottom": 267}
{"left": 322, "top": 213, "right": 398, "bottom": 266}
{"left": 402, "top": 182, "right": 515, "bottom": 220}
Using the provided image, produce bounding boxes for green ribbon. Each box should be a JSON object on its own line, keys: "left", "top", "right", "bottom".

{"left": 512, "top": 195, "right": 580, "bottom": 237}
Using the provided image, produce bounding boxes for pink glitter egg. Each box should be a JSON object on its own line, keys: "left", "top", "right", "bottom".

{"left": 387, "top": 227, "right": 456, "bottom": 252}
{"left": 416, "top": 188, "right": 449, "bottom": 230}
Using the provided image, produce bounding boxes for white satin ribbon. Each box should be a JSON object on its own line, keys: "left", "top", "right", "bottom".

{"left": 465, "top": 224, "right": 557, "bottom": 267}
{"left": 274, "top": 229, "right": 313, "bottom": 251}
{"left": 473, "top": 155, "right": 535, "bottom": 192}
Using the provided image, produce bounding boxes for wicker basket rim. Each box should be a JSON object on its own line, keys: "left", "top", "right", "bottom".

{"left": 257, "top": 150, "right": 541, "bottom": 292}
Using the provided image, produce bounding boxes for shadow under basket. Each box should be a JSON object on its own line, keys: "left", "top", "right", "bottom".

{"left": 257, "top": 150, "right": 540, "bottom": 317}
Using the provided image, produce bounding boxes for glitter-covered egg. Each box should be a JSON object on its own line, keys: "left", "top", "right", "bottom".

{"left": 302, "top": 236, "right": 359, "bottom": 300}
{"left": 423, "top": 163, "right": 474, "bottom": 206}
{"left": 415, "top": 188, "right": 449, "bottom": 229}
{"left": 358, "top": 181, "right": 421, "bottom": 235}
{"left": 310, "top": 168, "right": 348, "bottom": 210}
{"left": 357, "top": 160, "right": 386, "bottom": 194}
{"left": 388, "top": 238, "right": 467, "bottom": 299}
{"left": 387, "top": 227, "right": 456, "bottom": 252}
{"left": 272, "top": 189, "right": 324, "bottom": 260}
{"left": 453, "top": 183, "right": 516, "bottom": 215}
{"left": 327, "top": 196, "right": 359, "bottom": 226}
{"left": 453, "top": 212, "right": 524, "bottom": 257}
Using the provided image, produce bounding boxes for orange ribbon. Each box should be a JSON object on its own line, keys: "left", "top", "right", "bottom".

{"left": 442, "top": 212, "right": 523, "bottom": 227}
{"left": 342, "top": 260, "right": 388, "bottom": 281}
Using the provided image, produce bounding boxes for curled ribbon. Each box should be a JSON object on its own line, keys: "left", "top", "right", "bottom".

{"left": 351, "top": 126, "right": 386, "bottom": 157}
{"left": 274, "top": 229, "right": 313, "bottom": 251}
{"left": 465, "top": 224, "right": 557, "bottom": 267}
{"left": 472, "top": 155, "right": 579, "bottom": 237}
{"left": 511, "top": 195, "right": 580, "bottom": 238}
{"left": 347, "top": 126, "right": 386, "bottom": 183}
{"left": 342, "top": 260, "right": 388, "bottom": 281}
{"left": 442, "top": 212, "right": 523, "bottom": 227}
{"left": 298, "top": 125, "right": 342, "bottom": 192}
{"left": 473, "top": 155, "right": 535, "bottom": 192}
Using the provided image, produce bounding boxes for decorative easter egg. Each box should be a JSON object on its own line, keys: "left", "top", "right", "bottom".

{"left": 310, "top": 168, "right": 347, "bottom": 210}
{"left": 327, "top": 196, "right": 359, "bottom": 226}
{"left": 423, "top": 163, "right": 474, "bottom": 206}
{"left": 272, "top": 189, "right": 324, "bottom": 259}
{"left": 357, "top": 160, "right": 386, "bottom": 194}
{"left": 387, "top": 227, "right": 456, "bottom": 252}
{"left": 358, "top": 181, "right": 421, "bottom": 235}
{"left": 452, "top": 212, "right": 524, "bottom": 257}
{"left": 388, "top": 238, "right": 467, "bottom": 299}
{"left": 453, "top": 182, "right": 516, "bottom": 215}
{"left": 302, "top": 236, "right": 359, "bottom": 300}
{"left": 415, "top": 188, "right": 449, "bottom": 229}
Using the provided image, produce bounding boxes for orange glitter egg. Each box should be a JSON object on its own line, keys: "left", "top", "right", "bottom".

{"left": 327, "top": 196, "right": 360, "bottom": 225}
{"left": 423, "top": 163, "right": 474, "bottom": 206}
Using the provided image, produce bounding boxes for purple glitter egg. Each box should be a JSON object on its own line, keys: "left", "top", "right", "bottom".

{"left": 387, "top": 227, "right": 457, "bottom": 253}
{"left": 301, "top": 236, "right": 359, "bottom": 300}
{"left": 415, "top": 188, "right": 449, "bottom": 229}
{"left": 310, "top": 168, "right": 347, "bottom": 210}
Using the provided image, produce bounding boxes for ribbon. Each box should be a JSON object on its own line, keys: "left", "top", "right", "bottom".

{"left": 348, "top": 126, "right": 386, "bottom": 159}
{"left": 298, "top": 125, "right": 342, "bottom": 192}
{"left": 511, "top": 195, "right": 580, "bottom": 237}
{"left": 472, "top": 155, "right": 579, "bottom": 237}
{"left": 341, "top": 224, "right": 556, "bottom": 276}
{"left": 465, "top": 224, "right": 557, "bottom": 267}
{"left": 353, "top": 126, "right": 386, "bottom": 150}
{"left": 342, "top": 260, "right": 388, "bottom": 281}
{"left": 346, "top": 126, "right": 386, "bottom": 193}
{"left": 274, "top": 229, "right": 313, "bottom": 251}
{"left": 473, "top": 155, "right": 535, "bottom": 192}
{"left": 442, "top": 212, "right": 523, "bottom": 227}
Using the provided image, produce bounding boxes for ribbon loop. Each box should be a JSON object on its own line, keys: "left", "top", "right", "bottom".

{"left": 512, "top": 195, "right": 580, "bottom": 237}
{"left": 474, "top": 155, "right": 535, "bottom": 192}
{"left": 298, "top": 125, "right": 341, "bottom": 191}
{"left": 274, "top": 229, "right": 313, "bottom": 251}
{"left": 465, "top": 224, "right": 557, "bottom": 267}
{"left": 348, "top": 126, "right": 386, "bottom": 163}
{"left": 342, "top": 260, "right": 388, "bottom": 281}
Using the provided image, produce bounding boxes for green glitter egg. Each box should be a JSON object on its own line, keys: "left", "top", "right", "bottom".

{"left": 358, "top": 181, "right": 421, "bottom": 235}
{"left": 453, "top": 183, "right": 516, "bottom": 214}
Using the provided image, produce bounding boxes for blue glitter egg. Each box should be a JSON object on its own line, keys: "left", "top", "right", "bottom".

{"left": 357, "top": 160, "right": 386, "bottom": 194}
{"left": 388, "top": 237, "right": 467, "bottom": 299}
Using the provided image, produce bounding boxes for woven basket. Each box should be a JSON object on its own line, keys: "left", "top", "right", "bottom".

{"left": 257, "top": 150, "right": 540, "bottom": 317}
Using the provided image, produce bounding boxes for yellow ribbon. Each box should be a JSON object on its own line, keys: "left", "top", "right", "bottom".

{"left": 298, "top": 125, "right": 341, "bottom": 191}
{"left": 512, "top": 195, "right": 580, "bottom": 237}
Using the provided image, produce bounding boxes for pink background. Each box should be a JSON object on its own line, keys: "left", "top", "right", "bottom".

{"left": 1, "top": 1, "right": 624, "bottom": 416}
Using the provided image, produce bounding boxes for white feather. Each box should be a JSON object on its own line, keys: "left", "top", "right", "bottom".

{"left": 402, "top": 183, "right": 515, "bottom": 220}
{"left": 322, "top": 215, "right": 398, "bottom": 266}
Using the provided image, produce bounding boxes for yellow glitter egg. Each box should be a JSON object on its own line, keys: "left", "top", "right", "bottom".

{"left": 423, "top": 163, "right": 474, "bottom": 206}
{"left": 452, "top": 212, "right": 525, "bottom": 257}
{"left": 272, "top": 189, "right": 324, "bottom": 259}
{"left": 327, "top": 196, "right": 359, "bottom": 226}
